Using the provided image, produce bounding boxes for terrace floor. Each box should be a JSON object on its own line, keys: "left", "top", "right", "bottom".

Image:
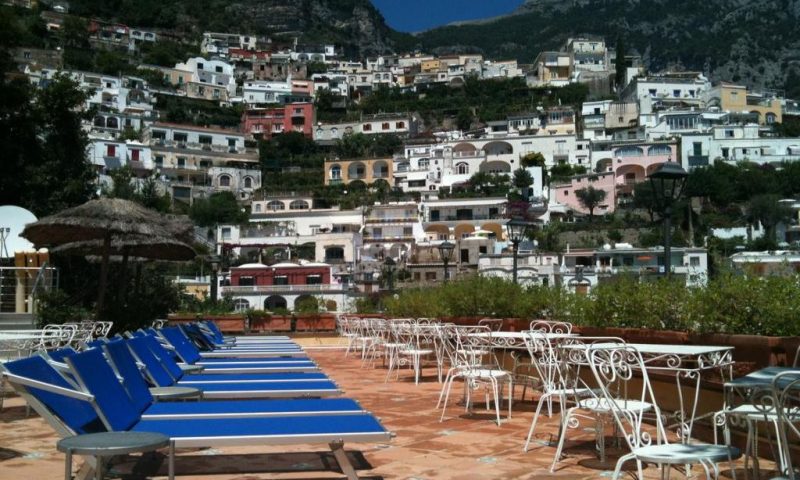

{"left": 0, "top": 339, "right": 777, "bottom": 479}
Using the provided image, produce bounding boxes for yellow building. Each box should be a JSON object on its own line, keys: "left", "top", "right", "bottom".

{"left": 420, "top": 59, "right": 442, "bottom": 73}
{"left": 324, "top": 157, "right": 393, "bottom": 186}
{"left": 710, "top": 83, "right": 782, "bottom": 125}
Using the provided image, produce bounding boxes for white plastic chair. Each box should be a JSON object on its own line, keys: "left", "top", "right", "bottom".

{"left": 586, "top": 344, "right": 741, "bottom": 480}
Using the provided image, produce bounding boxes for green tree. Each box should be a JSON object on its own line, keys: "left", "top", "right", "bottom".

{"left": 632, "top": 181, "right": 657, "bottom": 222}
{"left": 575, "top": 185, "right": 608, "bottom": 221}
{"left": 456, "top": 108, "right": 473, "bottom": 131}
{"left": 747, "top": 194, "right": 791, "bottom": 247}
{"left": 106, "top": 166, "right": 137, "bottom": 200}
{"left": 512, "top": 168, "right": 533, "bottom": 200}
{"left": 2, "top": 73, "right": 95, "bottom": 216}
{"left": 189, "top": 192, "right": 248, "bottom": 227}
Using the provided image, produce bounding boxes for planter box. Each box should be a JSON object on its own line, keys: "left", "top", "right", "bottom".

{"left": 294, "top": 313, "right": 336, "bottom": 332}
{"left": 249, "top": 315, "right": 292, "bottom": 333}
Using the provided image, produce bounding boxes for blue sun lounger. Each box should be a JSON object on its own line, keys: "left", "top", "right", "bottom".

{"left": 1, "top": 355, "right": 392, "bottom": 480}
{"left": 109, "top": 339, "right": 327, "bottom": 384}
{"left": 126, "top": 337, "right": 340, "bottom": 398}
{"left": 159, "top": 327, "right": 318, "bottom": 370}
{"left": 200, "top": 320, "right": 291, "bottom": 344}
{"left": 99, "top": 343, "right": 369, "bottom": 420}
{"left": 179, "top": 324, "right": 306, "bottom": 358}
{"left": 141, "top": 332, "right": 320, "bottom": 374}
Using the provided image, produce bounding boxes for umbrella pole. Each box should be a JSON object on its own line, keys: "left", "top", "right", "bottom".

{"left": 120, "top": 250, "right": 130, "bottom": 305}
{"left": 96, "top": 234, "right": 111, "bottom": 318}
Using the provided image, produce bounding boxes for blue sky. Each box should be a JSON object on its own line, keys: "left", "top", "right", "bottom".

{"left": 370, "top": 0, "right": 525, "bottom": 32}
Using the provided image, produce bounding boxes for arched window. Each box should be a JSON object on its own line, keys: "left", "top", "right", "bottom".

{"left": 330, "top": 165, "right": 341, "bottom": 180}
{"left": 647, "top": 145, "right": 672, "bottom": 156}
{"left": 615, "top": 146, "right": 644, "bottom": 157}
{"left": 106, "top": 117, "right": 119, "bottom": 129}
{"left": 254, "top": 203, "right": 262, "bottom": 213}
{"left": 243, "top": 176, "right": 253, "bottom": 189}
{"left": 218, "top": 175, "right": 231, "bottom": 187}
{"left": 267, "top": 200, "right": 285, "bottom": 211}
{"left": 418, "top": 158, "right": 430, "bottom": 169}
{"left": 456, "top": 162, "right": 469, "bottom": 175}
{"left": 233, "top": 299, "right": 250, "bottom": 312}
{"left": 766, "top": 113, "right": 777, "bottom": 124}
{"left": 289, "top": 200, "right": 310, "bottom": 210}
{"left": 94, "top": 116, "right": 105, "bottom": 127}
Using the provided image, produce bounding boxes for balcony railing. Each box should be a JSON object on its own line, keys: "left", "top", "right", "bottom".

{"left": 221, "top": 284, "right": 346, "bottom": 294}
{"left": 687, "top": 155, "right": 709, "bottom": 167}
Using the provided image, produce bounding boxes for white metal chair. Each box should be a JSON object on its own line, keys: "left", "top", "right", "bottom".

{"left": 586, "top": 344, "right": 741, "bottom": 480}
{"left": 393, "top": 319, "right": 439, "bottom": 385}
{"left": 548, "top": 337, "right": 655, "bottom": 472}
{"left": 438, "top": 325, "right": 513, "bottom": 425}
{"left": 522, "top": 330, "right": 595, "bottom": 452}
{"left": 772, "top": 370, "right": 800, "bottom": 480}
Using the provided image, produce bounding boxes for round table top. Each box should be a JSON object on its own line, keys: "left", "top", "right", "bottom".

{"left": 57, "top": 431, "right": 169, "bottom": 456}
{"left": 149, "top": 386, "right": 202, "bottom": 400}
{"left": 178, "top": 364, "right": 204, "bottom": 374}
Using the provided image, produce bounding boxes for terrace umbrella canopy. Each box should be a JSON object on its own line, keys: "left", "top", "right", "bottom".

{"left": 50, "top": 235, "right": 196, "bottom": 262}
{"left": 20, "top": 198, "right": 195, "bottom": 316}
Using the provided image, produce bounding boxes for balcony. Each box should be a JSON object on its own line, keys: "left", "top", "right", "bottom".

{"left": 688, "top": 155, "right": 709, "bottom": 167}
{"left": 221, "top": 284, "right": 346, "bottom": 294}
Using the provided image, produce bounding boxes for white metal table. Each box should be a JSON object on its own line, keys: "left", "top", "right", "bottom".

{"left": 567, "top": 342, "right": 735, "bottom": 443}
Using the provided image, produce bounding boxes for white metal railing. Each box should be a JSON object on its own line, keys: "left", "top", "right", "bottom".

{"left": 0, "top": 266, "right": 58, "bottom": 314}
{"left": 221, "top": 284, "right": 346, "bottom": 294}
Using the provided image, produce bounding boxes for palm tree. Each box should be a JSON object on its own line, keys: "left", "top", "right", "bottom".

{"left": 575, "top": 186, "right": 608, "bottom": 222}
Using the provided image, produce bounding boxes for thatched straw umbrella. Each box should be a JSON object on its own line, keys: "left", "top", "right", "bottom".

{"left": 21, "top": 198, "right": 195, "bottom": 316}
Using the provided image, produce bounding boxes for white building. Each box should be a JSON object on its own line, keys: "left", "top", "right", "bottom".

{"left": 174, "top": 57, "right": 237, "bottom": 98}
{"left": 622, "top": 72, "right": 710, "bottom": 115}
{"left": 680, "top": 125, "right": 800, "bottom": 169}
{"left": 313, "top": 114, "right": 413, "bottom": 144}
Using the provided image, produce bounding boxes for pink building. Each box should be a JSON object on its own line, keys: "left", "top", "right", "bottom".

{"left": 555, "top": 141, "right": 677, "bottom": 215}
{"left": 240, "top": 103, "right": 314, "bottom": 140}
{"left": 553, "top": 171, "right": 617, "bottom": 215}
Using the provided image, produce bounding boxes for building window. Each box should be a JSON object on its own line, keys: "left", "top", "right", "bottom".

{"left": 689, "top": 256, "right": 700, "bottom": 267}
{"left": 721, "top": 147, "right": 730, "bottom": 159}
{"left": 396, "top": 121, "right": 405, "bottom": 129}
{"left": 106, "top": 144, "right": 116, "bottom": 157}
{"left": 130, "top": 149, "right": 140, "bottom": 162}
{"left": 219, "top": 175, "right": 231, "bottom": 187}
{"left": 267, "top": 200, "right": 284, "bottom": 211}
{"left": 273, "top": 275, "right": 288, "bottom": 286}
{"left": 693, "top": 142, "right": 702, "bottom": 156}
{"left": 254, "top": 204, "right": 262, "bottom": 213}
{"left": 418, "top": 158, "right": 429, "bottom": 168}
{"left": 382, "top": 122, "right": 390, "bottom": 130}
{"left": 725, "top": 130, "right": 734, "bottom": 138}
{"left": 673, "top": 89, "right": 681, "bottom": 97}
{"left": 221, "top": 227, "right": 231, "bottom": 240}
{"left": 289, "top": 200, "right": 309, "bottom": 210}
{"left": 306, "top": 274, "right": 322, "bottom": 285}
{"left": 154, "top": 156, "right": 163, "bottom": 166}
{"left": 456, "top": 162, "right": 469, "bottom": 175}
{"left": 243, "top": 177, "right": 253, "bottom": 189}
{"left": 425, "top": 272, "right": 437, "bottom": 281}
{"left": 239, "top": 276, "right": 255, "bottom": 286}
{"left": 362, "top": 124, "right": 372, "bottom": 132}
{"left": 330, "top": 165, "right": 341, "bottom": 180}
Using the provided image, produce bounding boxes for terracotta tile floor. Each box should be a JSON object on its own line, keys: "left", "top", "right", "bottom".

{"left": 0, "top": 344, "right": 768, "bottom": 479}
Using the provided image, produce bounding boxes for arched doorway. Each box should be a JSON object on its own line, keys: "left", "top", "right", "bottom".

{"left": 265, "top": 295, "right": 287, "bottom": 311}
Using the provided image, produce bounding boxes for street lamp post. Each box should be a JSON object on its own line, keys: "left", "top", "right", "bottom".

{"left": 383, "top": 257, "right": 396, "bottom": 291}
{"left": 437, "top": 241, "right": 455, "bottom": 283}
{"left": 505, "top": 219, "right": 530, "bottom": 284}
{"left": 208, "top": 254, "right": 221, "bottom": 301}
{"left": 648, "top": 160, "right": 689, "bottom": 278}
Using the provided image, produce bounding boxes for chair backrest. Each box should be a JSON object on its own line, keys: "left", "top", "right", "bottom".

{"left": 478, "top": 318, "right": 504, "bottom": 332}
{"left": 103, "top": 340, "right": 155, "bottom": 415}
{"left": 586, "top": 344, "right": 668, "bottom": 451}
{"left": 65, "top": 348, "right": 141, "bottom": 431}
{"left": 181, "top": 324, "right": 216, "bottom": 350}
{"left": 126, "top": 337, "right": 178, "bottom": 387}
{"left": 47, "top": 347, "right": 78, "bottom": 363}
{"left": 530, "top": 319, "right": 573, "bottom": 335}
{"left": 1, "top": 355, "right": 104, "bottom": 434}
{"left": 202, "top": 321, "right": 225, "bottom": 343}
{"left": 160, "top": 327, "right": 202, "bottom": 364}
{"left": 139, "top": 335, "right": 185, "bottom": 380}
{"left": 773, "top": 370, "right": 800, "bottom": 479}
{"left": 453, "top": 325, "right": 495, "bottom": 371}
